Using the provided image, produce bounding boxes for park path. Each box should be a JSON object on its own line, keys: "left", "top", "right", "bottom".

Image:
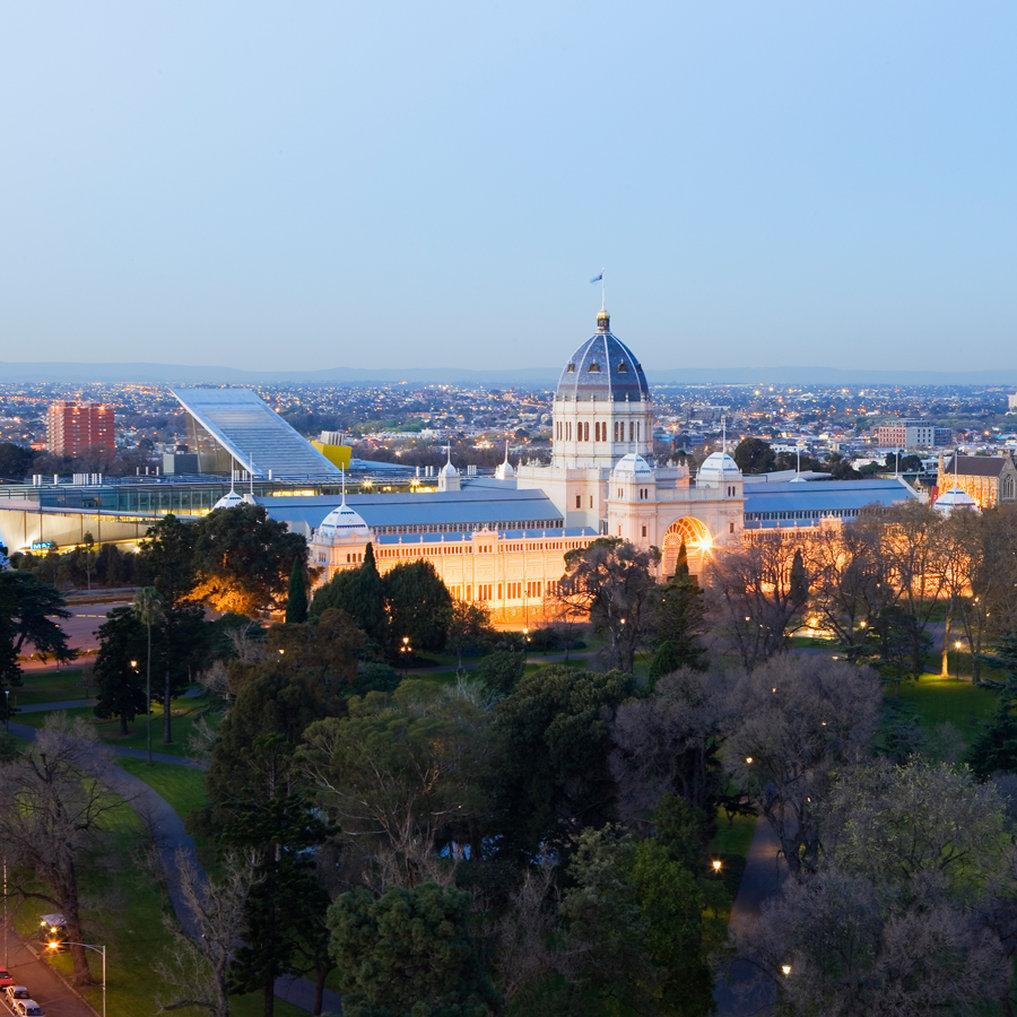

{"left": 713, "top": 816, "right": 784, "bottom": 1016}
{"left": 7, "top": 720, "right": 341, "bottom": 1015}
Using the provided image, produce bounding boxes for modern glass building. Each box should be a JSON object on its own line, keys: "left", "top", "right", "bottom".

{"left": 172, "top": 387, "right": 343, "bottom": 482}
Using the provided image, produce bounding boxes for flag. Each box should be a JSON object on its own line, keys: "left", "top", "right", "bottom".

{"left": 590, "top": 271, "right": 603, "bottom": 284}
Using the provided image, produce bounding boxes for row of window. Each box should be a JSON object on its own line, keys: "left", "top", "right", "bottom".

{"left": 555, "top": 420, "right": 643, "bottom": 442}
{"left": 332, "top": 539, "right": 590, "bottom": 566}
{"left": 745, "top": 508, "right": 857, "bottom": 521}
{"left": 370, "top": 519, "right": 559, "bottom": 535}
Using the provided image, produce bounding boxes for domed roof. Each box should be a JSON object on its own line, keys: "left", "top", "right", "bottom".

{"left": 212, "top": 488, "right": 245, "bottom": 511}
{"left": 612, "top": 452, "right": 653, "bottom": 478}
{"left": 314, "top": 497, "right": 372, "bottom": 544}
{"left": 934, "top": 486, "right": 978, "bottom": 515}
{"left": 697, "top": 451, "right": 741, "bottom": 480}
{"left": 555, "top": 310, "right": 650, "bottom": 404}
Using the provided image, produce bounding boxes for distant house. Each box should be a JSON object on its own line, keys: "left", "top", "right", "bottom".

{"left": 937, "top": 453, "right": 1017, "bottom": 508}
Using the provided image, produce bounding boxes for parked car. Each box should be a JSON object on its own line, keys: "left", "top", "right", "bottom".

{"left": 14, "top": 1000, "right": 45, "bottom": 1017}
{"left": 5, "top": 985, "right": 31, "bottom": 1002}
{"left": 0, "top": 967, "right": 13, "bottom": 987}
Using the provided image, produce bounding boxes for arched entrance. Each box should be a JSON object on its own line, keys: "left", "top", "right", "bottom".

{"left": 661, "top": 516, "right": 713, "bottom": 576}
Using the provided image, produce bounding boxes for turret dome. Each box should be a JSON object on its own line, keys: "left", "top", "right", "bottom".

{"left": 212, "top": 488, "right": 245, "bottom": 511}
{"left": 314, "top": 499, "right": 372, "bottom": 544}
{"left": 934, "top": 486, "right": 978, "bottom": 516}
{"left": 555, "top": 311, "right": 649, "bottom": 405}
{"left": 696, "top": 451, "right": 742, "bottom": 488}
{"left": 612, "top": 452, "right": 653, "bottom": 478}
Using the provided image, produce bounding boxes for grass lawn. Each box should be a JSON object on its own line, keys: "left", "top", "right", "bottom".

{"left": 14, "top": 666, "right": 94, "bottom": 704}
{"left": 12, "top": 791, "right": 305, "bottom": 1017}
{"left": 118, "top": 757, "right": 209, "bottom": 822}
{"left": 884, "top": 673, "right": 999, "bottom": 747}
{"left": 702, "top": 808, "right": 758, "bottom": 946}
{"left": 17, "top": 695, "right": 218, "bottom": 757}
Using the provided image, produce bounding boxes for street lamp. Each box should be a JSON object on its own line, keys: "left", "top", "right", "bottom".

{"left": 399, "top": 635, "right": 412, "bottom": 672}
{"left": 710, "top": 858, "right": 723, "bottom": 875}
{"left": 48, "top": 939, "right": 106, "bottom": 1017}
{"left": 780, "top": 963, "right": 792, "bottom": 978}
{"left": 954, "top": 639, "right": 963, "bottom": 679}
{"left": 744, "top": 755, "right": 754, "bottom": 765}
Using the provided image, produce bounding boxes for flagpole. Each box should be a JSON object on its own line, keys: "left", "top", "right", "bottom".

{"left": 601, "top": 268, "right": 607, "bottom": 311}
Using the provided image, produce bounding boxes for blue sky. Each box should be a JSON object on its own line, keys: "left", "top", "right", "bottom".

{"left": 1, "top": 2, "right": 1015, "bottom": 371}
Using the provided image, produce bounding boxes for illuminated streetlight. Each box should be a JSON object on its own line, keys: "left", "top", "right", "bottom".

{"left": 745, "top": 756, "right": 754, "bottom": 765}
{"left": 780, "top": 963, "right": 792, "bottom": 978}
{"left": 710, "top": 858, "right": 723, "bottom": 875}
{"left": 48, "top": 938, "right": 106, "bottom": 1017}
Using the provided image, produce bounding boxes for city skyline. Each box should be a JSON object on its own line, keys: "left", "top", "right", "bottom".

{"left": 2, "top": 2, "right": 1016, "bottom": 373}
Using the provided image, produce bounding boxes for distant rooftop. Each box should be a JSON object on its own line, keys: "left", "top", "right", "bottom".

{"left": 173, "top": 388, "right": 341, "bottom": 482}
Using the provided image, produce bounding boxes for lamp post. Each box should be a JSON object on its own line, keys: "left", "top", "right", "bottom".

{"left": 3, "top": 688, "right": 9, "bottom": 733}
{"left": 48, "top": 939, "right": 106, "bottom": 1017}
{"left": 953, "top": 640, "right": 963, "bottom": 680}
{"left": 399, "top": 635, "right": 412, "bottom": 674}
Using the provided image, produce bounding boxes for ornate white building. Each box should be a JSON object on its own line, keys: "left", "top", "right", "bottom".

{"left": 305, "top": 308, "right": 745, "bottom": 621}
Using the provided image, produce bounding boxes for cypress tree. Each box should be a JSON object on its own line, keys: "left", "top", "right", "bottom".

{"left": 286, "top": 558, "right": 308, "bottom": 624}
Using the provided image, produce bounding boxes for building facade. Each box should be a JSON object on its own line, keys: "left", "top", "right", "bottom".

{"left": 307, "top": 309, "right": 746, "bottom": 620}
{"left": 46, "top": 401, "right": 115, "bottom": 456}
{"left": 937, "top": 453, "right": 1017, "bottom": 509}
{"left": 875, "top": 420, "right": 952, "bottom": 449}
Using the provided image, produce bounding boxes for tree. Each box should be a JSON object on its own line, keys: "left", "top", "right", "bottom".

{"left": 382, "top": 560, "right": 453, "bottom": 656}
{"left": 723, "top": 655, "right": 882, "bottom": 878}
{"left": 707, "top": 533, "right": 810, "bottom": 671}
{"left": 733, "top": 437, "right": 776, "bottom": 475}
{"left": 93, "top": 607, "right": 147, "bottom": 734}
{"left": 475, "top": 649, "right": 525, "bottom": 696}
{"left": 559, "top": 827, "right": 712, "bottom": 1017}
{"left": 446, "top": 600, "right": 492, "bottom": 671}
{"left": 826, "top": 757, "right": 1009, "bottom": 893}
{"left": 610, "top": 666, "right": 732, "bottom": 828}
{"left": 187, "top": 503, "right": 307, "bottom": 616}
{"left": 301, "top": 680, "right": 496, "bottom": 888}
{"left": 0, "top": 716, "right": 121, "bottom": 984}
{"left": 556, "top": 538, "right": 661, "bottom": 673}
{"left": 310, "top": 541, "right": 386, "bottom": 647}
{"left": 652, "top": 542, "right": 707, "bottom": 673}
{"left": 0, "top": 442, "right": 35, "bottom": 481}
{"left": 969, "top": 698, "right": 1017, "bottom": 780}
{"left": 139, "top": 513, "right": 197, "bottom": 605}
{"left": 158, "top": 850, "right": 257, "bottom": 1017}
{"left": 0, "top": 570, "right": 74, "bottom": 719}
{"left": 742, "top": 869, "right": 1007, "bottom": 1017}
{"left": 133, "top": 586, "right": 162, "bottom": 762}
{"left": 493, "top": 666, "right": 633, "bottom": 857}
{"left": 327, "top": 882, "right": 499, "bottom": 1017}
{"left": 155, "top": 603, "right": 208, "bottom": 744}
{"left": 79, "top": 531, "right": 97, "bottom": 591}
{"left": 285, "top": 557, "right": 308, "bottom": 624}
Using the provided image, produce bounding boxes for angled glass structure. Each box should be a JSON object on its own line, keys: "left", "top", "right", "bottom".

{"left": 172, "top": 388, "right": 342, "bottom": 482}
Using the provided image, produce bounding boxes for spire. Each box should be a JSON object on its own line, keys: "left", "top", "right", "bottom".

{"left": 503, "top": 439, "right": 510, "bottom": 464}
{"left": 721, "top": 416, "right": 727, "bottom": 454}
{"left": 340, "top": 466, "right": 347, "bottom": 506}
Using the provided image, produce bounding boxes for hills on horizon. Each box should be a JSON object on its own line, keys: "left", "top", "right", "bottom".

{"left": 3, "top": 360, "right": 1017, "bottom": 388}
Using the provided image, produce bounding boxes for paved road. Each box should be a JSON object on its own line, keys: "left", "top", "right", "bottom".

{"left": 713, "top": 816, "right": 784, "bottom": 1017}
{"left": 19, "top": 600, "right": 131, "bottom": 670}
{"left": 0, "top": 936, "right": 96, "bottom": 1017}
{"left": 7, "top": 722, "right": 339, "bottom": 1014}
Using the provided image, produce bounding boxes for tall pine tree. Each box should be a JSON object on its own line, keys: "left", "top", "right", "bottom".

{"left": 651, "top": 542, "right": 708, "bottom": 676}
{"left": 285, "top": 558, "right": 308, "bottom": 624}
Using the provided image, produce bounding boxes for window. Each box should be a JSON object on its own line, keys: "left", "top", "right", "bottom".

{"left": 566, "top": 362, "right": 575, "bottom": 373}
{"left": 641, "top": 525, "right": 647, "bottom": 538}
{"left": 617, "top": 361, "right": 628, "bottom": 373}
{"left": 629, "top": 421, "right": 634, "bottom": 441}
{"left": 589, "top": 495, "right": 594, "bottom": 508}
{"left": 588, "top": 361, "right": 601, "bottom": 373}
{"left": 576, "top": 494, "right": 582, "bottom": 509}
{"left": 729, "top": 522, "right": 735, "bottom": 534}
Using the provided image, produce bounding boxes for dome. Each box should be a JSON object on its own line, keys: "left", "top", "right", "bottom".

{"left": 555, "top": 311, "right": 650, "bottom": 404}
{"left": 612, "top": 452, "right": 653, "bottom": 478}
{"left": 494, "top": 441, "right": 515, "bottom": 480}
{"left": 696, "top": 451, "right": 742, "bottom": 488}
{"left": 439, "top": 459, "right": 459, "bottom": 477}
{"left": 934, "top": 486, "right": 977, "bottom": 515}
{"left": 212, "top": 488, "right": 245, "bottom": 511}
{"left": 314, "top": 498, "right": 372, "bottom": 544}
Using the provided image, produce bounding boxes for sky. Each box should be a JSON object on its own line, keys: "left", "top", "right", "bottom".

{"left": 1, "top": 1, "right": 1016, "bottom": 373}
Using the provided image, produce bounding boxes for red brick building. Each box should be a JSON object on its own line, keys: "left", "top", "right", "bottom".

{"left": 46, "top": 401, "right": 115, "bottom": 455}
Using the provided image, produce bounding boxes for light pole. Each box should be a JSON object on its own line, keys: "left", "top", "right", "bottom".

{"left": 954, "top": 640, "right": 963, "bottom": 680}
{"left": 3, "top": 688, "right": 9, "bottom": 732}
{"left": 48, "top": 939, "right": 106, "bottom": 1017}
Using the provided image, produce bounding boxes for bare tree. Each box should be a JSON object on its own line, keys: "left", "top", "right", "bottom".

{"left": 610, "top": 666, "right": 733, "bottom": 826}
{"left": 0, "top": 715, "right": 122, "bottom": 984}
{"left": 739, "top": 869, "right": 1007, "bottom": 1017}
{"left": 723, "top": 655, "right": 881, "bottom": 877}
{"left": 490, "top": 866, "right": 560, "bottom": 1005}
{"left": 158, "top": 849, "right": 257, "bottom": 1017}
{"left": 707, "top": 532, "right": 810, "bottom": 671}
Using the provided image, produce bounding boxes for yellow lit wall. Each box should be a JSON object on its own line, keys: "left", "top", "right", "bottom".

{"left": 310, "top": 441, "right": 352, "bottom": 470}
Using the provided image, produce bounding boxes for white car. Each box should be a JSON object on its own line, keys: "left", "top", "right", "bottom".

{"left": 14, "top": 1002, "right": 45, "bottom": 1017}
{"left": 5, "top": 986, "right": 30, "bottom": 1002}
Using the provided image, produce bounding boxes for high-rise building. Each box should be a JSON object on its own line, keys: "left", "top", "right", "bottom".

{"left": 875, "top": 420, "right": 951, "bottom": 449}
{"left": 46, "top": 401, "right": 115, "bottom": 455}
